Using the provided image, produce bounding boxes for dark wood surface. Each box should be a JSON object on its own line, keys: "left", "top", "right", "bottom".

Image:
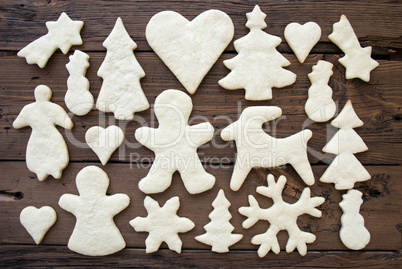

{"left": 0, "top": 0, "right": 401, "bottom": 268}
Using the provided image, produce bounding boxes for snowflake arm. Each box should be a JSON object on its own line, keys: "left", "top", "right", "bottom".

{"left": 238, "top": 195, "right": 268, "bottom": 229}
{"left": 294, "top": 188, "right": 325, "bottom": 218}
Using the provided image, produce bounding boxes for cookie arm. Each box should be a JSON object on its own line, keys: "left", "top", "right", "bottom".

{"left": 134, "top": 126, "right": 154, "bottom": 149}
{"left": 58, "top": 194, "right": 80, "bottom": 214}
{"left": 188, "top": 122, "right": 214, "bottom": 146}
{"left": 106, "top": 194, "right": 130, "bottom": 215}
{"left": 51, "top": 104, "right": 74, "bottom": 129}
{"left": 13, "top": 107, "right": 29, "bottom": 129}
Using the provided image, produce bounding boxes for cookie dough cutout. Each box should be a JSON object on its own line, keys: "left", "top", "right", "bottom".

{"left": 328, "top": 15, "right": 379, "bottom": 82}
{"left": 221, "top": 106, "right": 314, "bottom": 191}
{"left": 195, "top": 189, "right": 243, "bottom": 253}
{"left": 218, "top": 5, "right": 296, "bottom": 100}
{"left": 284, "top": 22, "right": 321, "bottom": 63}
{"left": 320, "top": 100, "right": 370, "bottom": 190}
{"left": 146, "top": 10, "right": 234, "bottom": 94}
{"left": 239, "top": 174, "right": 325, "bottom": 257}
{"left": 135, "top": 89, "right": 215, "bottom": 194}
{"left": 58, "top": 166, "right": 130, "bottom": 256}
{"left": 13, "top": 85, "right": 74, "bottom": 181}
{"left": 305, "top": 60, "right": 336, "bottom": 122}
{"left": 65, "top": 50, "right": 93, "bottom": 116}
{"left": 85, "top": 125, "right": 124, "bottom": 165}
{"left": 18, "top": 12, "right": 84, "bottom": 68}
{"left": 130, "top": 196, "right": 195, "bottom": 253}
{"left": 20, "top": 206, "right": 57, "bottom": 244}
{"left": 339, "top": 189, "right": 370, "bottom": 250}
{"left": 97, "top": 17, "right": 149, "bottom": 120}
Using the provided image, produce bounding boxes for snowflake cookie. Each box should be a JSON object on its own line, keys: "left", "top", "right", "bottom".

{"left": 239, "top": 174, "right": 325, "bottom": 257}
{"left": 130, "top": 196, "right": 195, "bottom": 253}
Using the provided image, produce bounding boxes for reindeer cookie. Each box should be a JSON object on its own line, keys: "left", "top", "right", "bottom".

{"left": 221, "top": 106, "right": 314, "bottom": 191}
{"left": 135, "top": 89, "right": 215, "bottom": 194}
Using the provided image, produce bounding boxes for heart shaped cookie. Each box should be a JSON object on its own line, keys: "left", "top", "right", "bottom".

{"left": 85, "top": 125, "right": 124, "bottom": 165}
{"left": 284, "top": 22, "right": 321, "bottom": 63}
{"left": 20, "top": 206, "right": 57, "bottom": 244}
{"left": 146, "top": 10, "right": 234, "bottom": 94}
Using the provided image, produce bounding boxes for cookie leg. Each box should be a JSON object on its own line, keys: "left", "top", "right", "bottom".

{"left": 138, "top": 162, "right": 174, "bottom": 194}
{"left": 180, "top": 160, "right": 215, "bottom": 194}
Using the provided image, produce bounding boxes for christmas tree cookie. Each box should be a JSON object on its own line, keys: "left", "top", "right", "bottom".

{"left": 320, "top": 100, "right": 370, "bottom": 189}
{"left": 195, "top": 189, "right": 243, "bottom": 253}
{"left": 219, "top": 5, "right": 296, "bottom": 100}
{"left": 97, "top": 17, "right": 149, "bottom": 120}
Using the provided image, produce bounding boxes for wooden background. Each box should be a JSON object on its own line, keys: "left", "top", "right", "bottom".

{"left": 0, "top": 0, "right": 401, "bottom": 267}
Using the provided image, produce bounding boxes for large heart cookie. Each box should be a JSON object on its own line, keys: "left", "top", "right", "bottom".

{"left": 146, "top": 10, "right": 234, "bottom": 94}
{"left": 20, "top": 206, "right": 57, "bottom": 244}
{"left": 284, "top": 22, "right": 321, "bottom": 63}
{"left": 85, "top": 125, "right": 124, "bottom": 165}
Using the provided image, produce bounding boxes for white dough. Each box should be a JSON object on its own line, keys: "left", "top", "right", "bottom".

{"left": 65, "top": 50, "right": 93, "bottom": 116}
{"left": 20, "top": 206, "right": 57, "bottom": 244}
{"left": 339, "top": 189, "right": 370, "bottom": 250}
{"left": 130, "top": 196, "right": 195, "bottom": 253}
{"left": 85, "top": 125, "right": 124, "bottom": 165}
{"left": 13, "top": 85, "right": 74, "bottom": 181}
{"left": 195, "top": 189, "right": 243, "bottom": 253}
{"left": 135, "top": 89, "right": 215, "bottom": 194}
{"left": 97, "top": 17, "right": 149, "bottom": 120}
{"left": 219, "top": 5, "right": 296, "bottom": 100}
{"left": 239, "top": 174, "right": 325, "bottom": 257}
{"left": 58, "top": 166, "right": 130, "bottom": 256}
{"left": 320, "top": 100, "right": 370, "bottom": 189}
{"left": 17, "top": 12, "right": 84, "bottom": 68}
{"left": 328, "top": 15, "right": 379, "bottom": 82}
{"left": 146, "top": 10, "right": 234, "bottom": 94}
{"left": 304, "top": 60, "right": 336, "bottom": 122}
{"left": 221, "top": 106, "right": 314, "bottom": 191}
{"left": 284, "top": 22, "right": 321, "bottom": 63}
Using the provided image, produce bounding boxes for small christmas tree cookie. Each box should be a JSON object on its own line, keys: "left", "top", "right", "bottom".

{"left": 18, "top": 12, "right": 84, "bottom": 68}
{"left": 195, "top": 189, "right": 243, "bottom": 253}
{"left": 328, "top": 15, "right": 378, "bottom": 82}
{"left": 97, "top": 17, "right": 149, "bottom": 120}
{"left": 218, "top": 5, "right": 296, "bottom": 100}
{"left": 320, "top": 100, "right": 370, "bottom": 190}
{"left": 339, "top": 189, "right": 370, "bottom": 250}
{"left": 239, "top": 174, "right": 325, "bottom": 257}
{"left": 130, "top": 196, "right": 195, "bottom": 253}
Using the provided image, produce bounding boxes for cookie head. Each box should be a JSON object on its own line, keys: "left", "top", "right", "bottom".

{"left": 154, "top": 89, "right": 193, "bottom": 123}
{"left": 76, "top": 166, "right": 110, "bottom": 197}
{"left": 34, "top": 85, "right": 52, "bottom": 102}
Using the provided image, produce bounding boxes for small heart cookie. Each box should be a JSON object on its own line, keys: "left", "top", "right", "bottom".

{"left": 85, "top": 125, "right": 124, "bottom": 165}
{"left": 146, "top": 10, "right": 234, "bottom": 94}
{"left": 284, "top": 22, "right": 321, "bottom": 63}
{"left": 20, "top": 206, "right": 57, "bottom": 244}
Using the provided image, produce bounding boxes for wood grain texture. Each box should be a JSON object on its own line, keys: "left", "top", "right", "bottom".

{"left": 0, "top": 0, "right": 401, "bottom": 53}
{"left": 1, "top": 53, "right": 401, "bottom": 164}
{"left": 0, "top": 162, "right": 400, "bottom": 251}
{"left": 1, "top": 245, "right": 401, "bottom": 268}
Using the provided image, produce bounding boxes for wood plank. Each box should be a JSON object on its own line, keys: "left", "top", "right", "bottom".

{"left": 1, "top": 245, "right": 401, "bottom": 268}
{"left": 0, "top": 53, "right": 400, "bottom": 164}
{"left": 0, "top": 0, "right": 401, "bottom": 53}
{"left": 0, "top": 162, "right": 400, "bottom": 251}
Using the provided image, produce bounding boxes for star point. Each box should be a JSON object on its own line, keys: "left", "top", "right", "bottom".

{"left": 246, "top": 5, "right": 267, "bottom": 30}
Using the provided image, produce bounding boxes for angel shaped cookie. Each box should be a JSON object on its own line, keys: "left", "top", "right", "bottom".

{"left": 13, "top": 85, "right": 73, "bottom": 181}
{"left": 135, "top": 89, "right": 215, "bottom": 194}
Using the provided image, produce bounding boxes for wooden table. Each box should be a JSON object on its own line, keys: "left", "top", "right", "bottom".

{"left": 0, "top": 0, "right": 401, "bottom": 267}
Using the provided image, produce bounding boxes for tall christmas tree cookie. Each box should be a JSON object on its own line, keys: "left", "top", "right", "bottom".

{"left": 195, "top": 189, "right": 243, "bottom": 253}
{"left": 320, "top": 100, "right": 370, "bottom": 189}
{"left": 218, "top": 5, "right": 296, "bottom": 100}
{"left": 96, "top": 17, "right": 149, "bottom": 120}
